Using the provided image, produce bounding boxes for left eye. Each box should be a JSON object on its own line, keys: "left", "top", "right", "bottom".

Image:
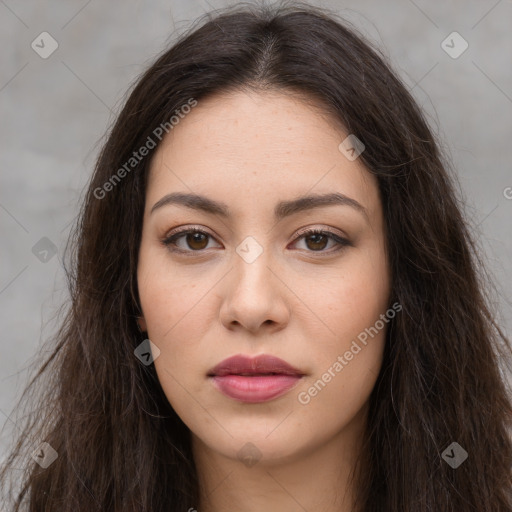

{"left": 162, "top": 228, "right": 350, "bottom": 254}
{"left": 293, "top": 229, "right": 350, "bottom": 252}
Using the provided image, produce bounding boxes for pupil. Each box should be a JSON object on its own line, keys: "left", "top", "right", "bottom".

{"left": 188, "top": 233, "right": 207, "bottom": 249}
{"left": 307, "top": 233, "right": 327, "bottom": 250}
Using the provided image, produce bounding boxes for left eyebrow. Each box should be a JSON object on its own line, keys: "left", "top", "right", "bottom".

{"left": 274, "top": 192, "right": 368, "bottom": 223}
{"left": 150, "top": 191, "right": 369, "bottom": 222}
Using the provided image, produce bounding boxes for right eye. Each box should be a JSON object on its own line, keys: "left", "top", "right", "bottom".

{"left": 161, "top": 227, "right": 222, "bottom": 254}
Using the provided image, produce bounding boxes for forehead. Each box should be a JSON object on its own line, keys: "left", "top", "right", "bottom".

{"left": 145, "top": 89, "right": 379, "bottom": 220}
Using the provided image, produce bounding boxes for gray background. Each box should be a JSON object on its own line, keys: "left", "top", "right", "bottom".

{"left": 1, "top": 0, "right": 511, "bottom": 463}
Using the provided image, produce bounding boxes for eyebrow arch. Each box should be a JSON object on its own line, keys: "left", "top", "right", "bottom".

{"left": 150, "top": 191, "right": 368, "bottom": 222}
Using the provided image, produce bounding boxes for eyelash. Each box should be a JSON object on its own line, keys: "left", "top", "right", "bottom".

{"left": 161, "top": 226, "right": 351, "bottom": 256}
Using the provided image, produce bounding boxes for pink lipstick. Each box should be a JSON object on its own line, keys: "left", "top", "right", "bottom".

{"left": 208, "top": 354, "right": 304, "bottom": 403}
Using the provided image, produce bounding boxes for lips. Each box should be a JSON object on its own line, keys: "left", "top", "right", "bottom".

{"left": 208, "top": 354, "right": 303, "bottom": 377}
{"left": 208, "top": 354, "right": 304, "bottom": 403}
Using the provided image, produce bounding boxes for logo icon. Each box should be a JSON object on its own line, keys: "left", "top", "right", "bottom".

{"left": 441, "top": 441, "right": 468, "bottom": 468}
{"left": 31, "top": 32, "right": 59, "bottom": 59}
{"left": 237, "top": 442, "right": 262, "bottom": 468}
{"left": 134, "top": 339, "right": 161, "bottom": 365}
{"left": 236, "top": 236, "right": 263, "bottom": 264}
{"left": 32, "top": 237, "right": 58, "bottom": 263}
{"left": 441, "top": 32, "right": 468, "bottom": 59}
{"left": 31, "top": 442, "right": 58, "bottom": 468}
{"left": 338, "top": 134, "right": 365, "bottom": 161}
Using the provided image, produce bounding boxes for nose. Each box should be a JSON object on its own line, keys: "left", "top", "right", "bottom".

{"left": 219, "top": 249, "right": 290, "bottom": 334}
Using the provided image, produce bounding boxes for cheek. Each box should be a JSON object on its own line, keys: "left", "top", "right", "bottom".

{"left": 137, "top": 254, "right": 215, "bottom": 393}
{"left": 138, "top": 244, "right": 217, "bottom": 339}
{"left": 142, "top": 279, "right": 212, "bottom": 415}
{"left": 139, "top": 279, "right": 213, "bottom": 367}
{"left": 297, "top": 242, "right": 389, "bottom": 398}
{"left": 303, "top": 242, "right": 390, "bottom": 343}
{"left": 136, "top": 246, "right": 232, "bottom": 373}
{"left": 296, "top": 279, "right": 389, "bottom": 428}
{"left": 296, "top": 338, "right": 384, "bottom": 441}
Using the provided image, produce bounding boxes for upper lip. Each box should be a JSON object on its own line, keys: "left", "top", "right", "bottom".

{"left": 208, "top": 354, "right": 304, "bottom": 377}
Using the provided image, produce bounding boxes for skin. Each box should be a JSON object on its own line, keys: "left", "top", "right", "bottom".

{"left": 137, "top": 89, "right": 391, "bottom": 512}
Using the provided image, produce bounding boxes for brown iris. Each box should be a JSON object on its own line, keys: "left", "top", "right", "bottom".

{"left": 186, "top": 232, "right": 209, "bottom": 250}
{"left": 304, "top": 233, "right": 328, "bottom": 251}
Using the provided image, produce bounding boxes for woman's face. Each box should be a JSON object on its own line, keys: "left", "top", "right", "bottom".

{"left": 137, "top": 90, "right": 391, "bottom": 465}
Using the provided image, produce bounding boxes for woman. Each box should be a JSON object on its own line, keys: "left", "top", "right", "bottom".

{"left": 1, "top": 2, "right": 511, "bottom": 510}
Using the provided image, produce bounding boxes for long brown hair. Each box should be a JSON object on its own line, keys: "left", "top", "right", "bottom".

{"left": 1, "top": 2, "right": 511, "bottom": 510}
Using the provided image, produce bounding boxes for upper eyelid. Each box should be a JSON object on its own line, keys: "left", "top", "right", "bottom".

{"left": 163, "top": 225, "right": 349, "bottom": 250}
{"left": 164, "top": 225, "right": 347, "bottom": 240}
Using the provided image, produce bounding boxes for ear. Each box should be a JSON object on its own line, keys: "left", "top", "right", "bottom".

{"left": 137, "top": 316, "right": 147, "bottom": 332}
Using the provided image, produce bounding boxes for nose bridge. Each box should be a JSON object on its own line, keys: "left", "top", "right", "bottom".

{"left": 219, "top": 234, "right": 289, "bottom": 332}
{"left": 232, "top": 234, "right": 275, "bottom": 298}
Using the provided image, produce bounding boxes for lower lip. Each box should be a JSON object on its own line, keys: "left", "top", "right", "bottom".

{"left": 210, "top": 374, "right": 302, "bottom": 403}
